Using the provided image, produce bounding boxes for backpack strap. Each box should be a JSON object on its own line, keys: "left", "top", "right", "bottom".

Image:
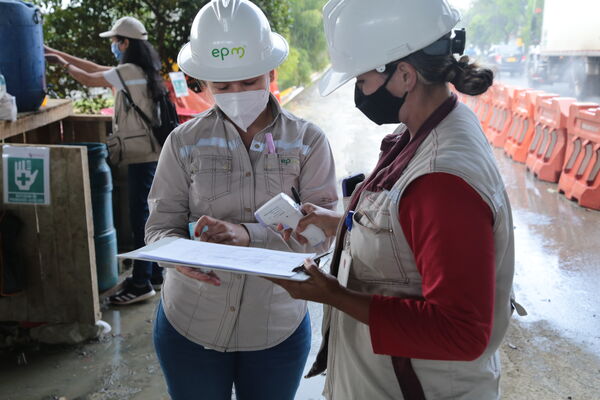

{"left": 115, "top": 68, "right": 155, "bottom": 127}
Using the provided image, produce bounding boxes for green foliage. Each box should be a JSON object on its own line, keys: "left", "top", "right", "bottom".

{"left": 34, "top": 0, "right": 293, "bottom": 97}
{"left": 36, "top": 0, "right": 328, "bottom": 97}
{"left": 278, "top": 0, "right": 328, "bottom": 89}
{"left": 73, "top": 96, "right": 114, "bottom": 114}
{"left": 465, "top": 0, "right": 535, "bottom": 49}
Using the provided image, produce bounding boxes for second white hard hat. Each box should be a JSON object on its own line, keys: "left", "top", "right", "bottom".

{"left": 319, "top": 0, "right": 461, "bottom": 96}
{"left": 178, "top": 0, "right": 289, "bottom": 82}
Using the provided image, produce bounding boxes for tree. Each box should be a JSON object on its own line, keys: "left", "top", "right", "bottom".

{"left": 34, "top": 0, "right": 292, "bottom": 97}
{"left": 277, "top": 0, "right": 327, "bottom": 89}
{"left": 463, "top": 0, "right": 529, "bottom": 51}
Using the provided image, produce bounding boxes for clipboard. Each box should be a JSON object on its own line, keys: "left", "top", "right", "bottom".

{"left": 118, "top": 237, "right": 315, "bottom": 281}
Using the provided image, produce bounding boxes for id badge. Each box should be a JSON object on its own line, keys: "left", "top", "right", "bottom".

{"left": 338, "top": 250, "right": 352, "bottom": 287}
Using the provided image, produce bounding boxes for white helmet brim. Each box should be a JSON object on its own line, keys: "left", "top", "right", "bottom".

{"left": 178, "top": 32, "right": 288, "bottom": 82}
{"left": 318, "top": 68, "right": 358, "bottom": 97}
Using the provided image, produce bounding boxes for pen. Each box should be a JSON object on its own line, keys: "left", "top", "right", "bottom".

{"left": 292, "top": 250, "right": 333, "bottom": 273}
{"left": 265, "top": 133, "right": 276, "bottom": 154}
{"left": 291, "top": 186, "right": 302, "bottom": 206}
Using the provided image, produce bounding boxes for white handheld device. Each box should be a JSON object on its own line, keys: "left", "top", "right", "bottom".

{"left": 255, "top": 193, "right": 326, "bottom": 247}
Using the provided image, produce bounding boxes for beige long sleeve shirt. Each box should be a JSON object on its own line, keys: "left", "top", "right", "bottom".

{"left": 145, "top": 95, "right": 338, "bottom": 352}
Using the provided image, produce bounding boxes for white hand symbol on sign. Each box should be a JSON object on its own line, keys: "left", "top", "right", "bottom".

{"left": 14, "top": 160, "right": 39, "bottom": 191}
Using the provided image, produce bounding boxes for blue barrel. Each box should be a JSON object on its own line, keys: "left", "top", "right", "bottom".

{"left": 70, "top": 143, "right": 118, "bottom": 292}
{"left": 0, "top": 0, "right": 46, "bottom": 112}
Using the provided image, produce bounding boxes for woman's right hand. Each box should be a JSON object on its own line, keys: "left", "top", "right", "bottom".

{"left": 175, "top": 266, "right": 221, "bottom": 286}
{"left": 279, "top": 203, "right": 342, "bottom": 244}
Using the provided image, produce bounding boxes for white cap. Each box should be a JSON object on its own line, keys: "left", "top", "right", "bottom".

{"left": 177, "top": 0, "right": 288, "bottom": 82}
{"left": 99, "top": 16, "right": 148, "bottom": 40}
{"left": 319, "top": 0, "right": 461, "bottom": 96}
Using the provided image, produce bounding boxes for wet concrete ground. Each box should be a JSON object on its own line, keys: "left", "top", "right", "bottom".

{"left": 1, "top": 79, "right": 600, "bottom": 399}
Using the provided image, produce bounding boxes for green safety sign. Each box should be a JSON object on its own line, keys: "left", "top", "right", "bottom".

{"left": 3, "top": 146, "right": 50, "bottom": 205}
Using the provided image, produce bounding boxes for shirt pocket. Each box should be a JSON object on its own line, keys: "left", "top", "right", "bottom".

{"left": 263, "top": 153, "right": 301, "bottom": 196}
{"left": 349, "top": 208, "right": 409, "bottom": 285}
{"left": 191, "top": 155, "right": 233, "bottom": 202}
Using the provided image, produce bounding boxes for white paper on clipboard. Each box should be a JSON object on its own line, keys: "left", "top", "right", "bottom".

{"left": 119, "top": 237, "right": 314, "bottom": 281}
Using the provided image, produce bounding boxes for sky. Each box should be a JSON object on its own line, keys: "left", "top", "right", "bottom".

{"left": 452, "top": 0, "right": 473, "bottom": 11}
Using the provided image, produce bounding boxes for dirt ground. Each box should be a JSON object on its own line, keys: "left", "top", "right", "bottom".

{"left": 0, "top": 296, "right": 599, "bottom": 400}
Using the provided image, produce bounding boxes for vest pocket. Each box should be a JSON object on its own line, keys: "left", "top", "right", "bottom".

{"left": 350, "top": 210, "right": 409, "bottom": 285}
{"left": 264, "top": 153, "right": 300, "bottom": 196}
{"left": 106, "top": 135, "right": 122, "bottom": 166}
{"left": 191, "top": 155, "right": 233, "bottom": 201}
{"left": 121, "top": 128, "right": 155, "bottom": 161}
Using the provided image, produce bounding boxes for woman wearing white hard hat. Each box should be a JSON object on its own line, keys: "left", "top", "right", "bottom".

{"left": 45, "top": 16, "right": 167, "bottom": 305}
{"left": 271, "top": 0, "right": 520, "bottom": 399}
{"left": 145, "top": 1, "right": 337, "bottom": 399}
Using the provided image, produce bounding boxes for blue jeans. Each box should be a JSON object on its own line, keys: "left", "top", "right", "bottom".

{"left": 153, "top": 301, "right": 311, "bottom": 400}
{"left": 128, "top": 162, "right": 162, "bottom": 285}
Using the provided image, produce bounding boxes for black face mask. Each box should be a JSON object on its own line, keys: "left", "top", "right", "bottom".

{"left": 354, "top": 69, "right": 408, "bottom": 125}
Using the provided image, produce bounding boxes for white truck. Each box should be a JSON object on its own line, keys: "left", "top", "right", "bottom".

{"left": 527, "top": 0, "right": 600, "bottom": 97}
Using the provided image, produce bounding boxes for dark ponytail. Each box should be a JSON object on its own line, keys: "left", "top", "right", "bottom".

{"left": 117, "top": 36, "right": 166, "bottom": 101}
{"left": 393, "top": 50, "right": 494, "bottom": 96}
{"left": 445, "top": 55, "right": 494, "bottom": 96}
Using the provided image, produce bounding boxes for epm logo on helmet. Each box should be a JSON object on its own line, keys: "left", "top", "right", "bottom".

{"left": 212, "top": 46, "right": 246, "bottom": 61}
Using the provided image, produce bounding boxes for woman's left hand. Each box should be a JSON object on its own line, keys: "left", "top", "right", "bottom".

{"left": 194, "top": 215, "right": 250, "bottom": 247}
{"left": 45, "top": 53, "right": 66, "bottom": 66}
{"left": 267, "top": 259, "right": 343, "bottom": 304}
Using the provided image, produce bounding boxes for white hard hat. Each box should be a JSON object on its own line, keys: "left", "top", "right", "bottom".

{"left": 319, "top": 0, "right": 461, "bottom": 96}
{"left": 178, "top": 0, "right": 289, "bottom": 82}
{"left": 99, "top": 16, "right": 148, "bottom": 40}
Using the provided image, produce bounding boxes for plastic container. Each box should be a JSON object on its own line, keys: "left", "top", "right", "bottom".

{"left": 0, "top": 0, "right": 46, "bottom": 112}
{"left": 69, "top": 143, "right": 119, "bottom": 292}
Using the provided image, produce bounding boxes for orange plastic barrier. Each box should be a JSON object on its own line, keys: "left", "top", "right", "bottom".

{"left": 486, "top": 86, "right": 523, "bottom": 148}
{"left": 463, "top": 93, "right": 481, "bottom": 116}
{"left": 504, "top": 90, "right": 547, "bottom": 163}
{"left": 525, "top": 96, "right": 576, "bottom": 182}
{"left": 270, "top": 69, "right": 282, "bottom": 102}
{"left": 558, "top": 104, "right": 600, "bottom": 210}
{"left": 478, "top": 87, "right": 496, "bottom": 135}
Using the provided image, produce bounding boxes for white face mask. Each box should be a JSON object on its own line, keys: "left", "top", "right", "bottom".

{"left": 213, "top": 89, "right": 270, "bottom": 132}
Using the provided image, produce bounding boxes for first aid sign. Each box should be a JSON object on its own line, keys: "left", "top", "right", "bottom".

{"left": 3, "top": 145, "right": 50, "bottom": 205}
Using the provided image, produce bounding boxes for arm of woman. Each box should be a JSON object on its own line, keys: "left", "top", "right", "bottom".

{"left": 45, "top": 45, "right": 112, "bottom": 73}
{"left": 242, "top": 127, "right": 339, "bottom": 254}
{"left": 45, "top": 53, "right": 111, "bottom": 88}
{"left": 145, "top": 132, "right": 191, "bottom": 244}
{"left": 273, "top": 173, "right": 495, "bottom": 362}
{"left": 144, "top": 130, "right": 224, "bottom": 285}
{"left": 368, "top": 172, "right": 495, "bottom": 361}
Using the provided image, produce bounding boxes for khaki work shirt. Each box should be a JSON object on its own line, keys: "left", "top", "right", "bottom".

{"left": 145, "top": 95, "right": 338, "bottom": 351}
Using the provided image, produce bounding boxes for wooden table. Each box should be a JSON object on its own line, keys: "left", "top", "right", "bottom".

{"left": 0, "top": 99, "right": 73, "bottom": 141}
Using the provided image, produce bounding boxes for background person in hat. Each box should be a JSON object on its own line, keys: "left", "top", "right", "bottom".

{"left": 271, "top": 0, "right": 519, "bottom": 399}
{"left": 45, "top": 16, "right": 165, "bottom": 305}
{"left": 144, "top": 1, "right": 338, "bottom": 399}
